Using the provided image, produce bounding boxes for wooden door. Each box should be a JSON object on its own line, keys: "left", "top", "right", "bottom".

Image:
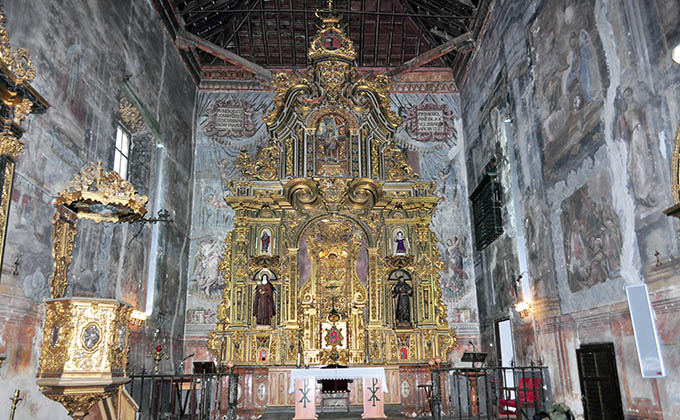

{"left": 576, "top": 343, "right": 624, "bottom": 420}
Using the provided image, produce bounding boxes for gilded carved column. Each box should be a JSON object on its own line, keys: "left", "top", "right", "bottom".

{"left": 367, "top": 247, "right": 381, "bottom": 326}
{"left": 49, "top": 206, "right": 77, "bottom": 298}
{"left": 0, "top": 9, "right": 49, "bottom": 274}
{"left": 285, "top": 247, "right": 299, "bottom": 327}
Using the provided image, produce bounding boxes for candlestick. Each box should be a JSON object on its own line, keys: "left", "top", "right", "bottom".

{"left": 9, "top": 389, "right": 22, "bottom": 420}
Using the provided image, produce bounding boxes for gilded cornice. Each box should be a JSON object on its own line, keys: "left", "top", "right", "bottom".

{"left": 56, "top": 161, "right": 148, "bottom": 223}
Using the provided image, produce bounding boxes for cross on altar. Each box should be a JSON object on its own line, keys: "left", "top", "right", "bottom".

{"left": 367, "top": 378, "right": 381, "bottom": 407}
{"left": 298, "top": 379, "right": 311, "bottom": 408}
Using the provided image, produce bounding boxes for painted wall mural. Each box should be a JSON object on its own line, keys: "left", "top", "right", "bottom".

{"left": 529, "top": 0, "right": 609, "bottom": 180}
{"left": 560, "top": 173, "right": 622, "bottom": 293}
{"left": 459, "top": 0, "right": 680, "bottom": 417}
{"left": 187, "top": 92, "right": 271, "bottom": 337}
{"left": 186, "top": 90, "right": 479, "bottom": 341}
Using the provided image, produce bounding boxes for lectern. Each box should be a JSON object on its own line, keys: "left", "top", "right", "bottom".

{"left": 458, "top": 352, "right": 487, "bottom": 416}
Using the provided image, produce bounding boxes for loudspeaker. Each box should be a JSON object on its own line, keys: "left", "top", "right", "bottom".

{"left": 625, "top": 284, "right": 666, "bottom": 378}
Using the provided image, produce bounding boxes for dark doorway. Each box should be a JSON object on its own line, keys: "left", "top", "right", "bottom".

{"left": 576, "top": 343, "right": 625, "bottom": 420}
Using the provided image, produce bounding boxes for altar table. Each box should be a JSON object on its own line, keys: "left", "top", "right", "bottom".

{"left": 290, "top": 367, "right": 388, "bottom": 419}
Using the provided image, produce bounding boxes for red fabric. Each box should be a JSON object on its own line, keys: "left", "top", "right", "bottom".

{"left": 498, "top": 377, "right": 541, "bottom": 413}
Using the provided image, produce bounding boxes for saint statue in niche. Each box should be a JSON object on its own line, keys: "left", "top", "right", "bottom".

{"left": 253, "top": 273, "right": 275, "bottom": 325}
{"left": 260, "top": 229, "right": 272, "bottom": 254}
{"left": 392, "top": 275, "right": 413, "bottom": 326}
{"left": 393, "top": 229, "right": 408, "bottom": 256}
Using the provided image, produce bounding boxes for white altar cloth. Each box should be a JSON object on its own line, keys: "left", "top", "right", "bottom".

{"left": 289, "top": 367, "right": 388, "bottom": 393}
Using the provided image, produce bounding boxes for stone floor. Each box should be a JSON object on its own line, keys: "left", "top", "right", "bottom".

{"left": 256, "top": 405, "right": 426, "bottom": 420}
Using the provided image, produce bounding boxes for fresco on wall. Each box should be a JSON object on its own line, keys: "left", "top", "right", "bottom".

{"left": 392, "top": 93, "right": 479, "bottom": 333}
{"left": 560, "top": 173, "right": 621, "bottom": 293}
{"left": 120, "top": 235, "right": 149, "bottom": 310}
{"left": 613, "top": 86, "right": 660, "bottom": 209}
{"left": 186, "top": 92, "right": 271, "bottom": 336}
{"left": 604, "top": 0, "right": 677, "bottom": 266}
{"left": 529, "top": 0, "right": 609, "bottom": 179}
{"left": 7, "top": 176, "right": 53, "bottom": 302}
{"left": 523, "top": 181, "right": 555, "bottom": 297}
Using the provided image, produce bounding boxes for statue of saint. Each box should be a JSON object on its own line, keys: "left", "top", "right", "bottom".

{"left": 260, "top": 230, "right": 271, "bottom": 254}
{"left": 253, "top": 274, "right": 275, "bottom": 325}
{"left": 392, "top": 276, "right": 412, "bottom": 325}
{"left": 394, "top": 230, "right": 407, "bottom": 255}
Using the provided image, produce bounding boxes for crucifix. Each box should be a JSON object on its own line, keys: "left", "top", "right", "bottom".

{"left": 325, "top": 284, "right": 340, "bottom": 322}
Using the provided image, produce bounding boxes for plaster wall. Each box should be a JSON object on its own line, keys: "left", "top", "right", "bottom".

{"left": 459, "top": 0, "right": 680, "bottom": 418}
{"left": 0, "top": 1, "right": 195, "bottom": 418}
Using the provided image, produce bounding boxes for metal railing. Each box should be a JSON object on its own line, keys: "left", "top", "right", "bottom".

{"left": 431, "top": 365, "right": 550, "bottom": 420}
{"left": 126, "top": 372, "right": 238, "bottom": 420}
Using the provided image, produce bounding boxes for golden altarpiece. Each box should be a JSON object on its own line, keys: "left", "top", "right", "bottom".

{"left": 208, "top": 10, "right": 456, "bottom": 367}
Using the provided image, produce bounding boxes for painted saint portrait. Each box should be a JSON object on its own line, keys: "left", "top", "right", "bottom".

{"left": 315, "top": 114, "right": 349, "bottom": 176}
{"left": 613, "top": 86, "right": 659, "bottom": 208}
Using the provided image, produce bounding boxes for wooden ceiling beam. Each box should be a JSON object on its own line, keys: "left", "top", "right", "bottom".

{"left": 184, "top": 8, "right": 466, "bottom": 18}
{"left": 386, "top": 2, "right": 395, "bottom": 67}
{"left": 410, "top": 0, "right": 470, "bottom": 19}
{"left": 259, "top": 0, "right": 271, "bottom": 67}
{"left": 394, "top": 0, "right": 449, "bottom": 65}
{"left": 289, "top": 0, "right": 297, "bottom": 67}
{"left": 222, "top": 0, "right": 261, "bottom": 48}
{"left": 373, "top": 0, "right": 380, "bottom": 67}
{"left": 274, "top": 0, "right": 284, "bottom": 66}
{"left": 386, "top": 31, "right": 473, "bottom": 77}
{"left": 176, "top": 29, "right": 273, "bottom": 81}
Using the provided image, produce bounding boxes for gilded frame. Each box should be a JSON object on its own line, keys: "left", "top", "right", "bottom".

{"left": 672, "top": 122, "right": 680, "bottom": 203}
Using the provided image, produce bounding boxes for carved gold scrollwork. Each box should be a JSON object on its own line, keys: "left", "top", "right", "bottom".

{"left": 0, "top": 132, "right": 24, "bottom": 159}
{"left": 12, "top": 98, "right": 32, "bottom": 124}
{"left": 236, "top": 144, "right": 281, "bottom": 181}
{"left": 42, "top": 391, "right": 115, "bottom": 419}
{"left": 318, "top": 177, "right": 349, "bottom": 209}
{"left": 346, "top": 178, "right": 382, "bottom": 211}
{"left": 306, "top": 105, "right": 359, "bottom": 135}
{"left": 0, "top": 9, "right": 36, "bottom": 83}
{"left": 285, "top": 135, "right": 295, "bottom": 177}
{"left": 57, "top": 161, "right": 148, "bottom": 223}
{"left": 284, "top": 177, "right": 320, "bottom": 212}
{"left": 384, "top": 144, "right": 418, "bottom": 182}
{"left": 119, "top": 96, "right": 145, "bottom": 133}
{"left": 38, "top": 299, "right": 132, "bottom": 419}
{"left": 385, "top": 255, "right": 414, "bottom": 269}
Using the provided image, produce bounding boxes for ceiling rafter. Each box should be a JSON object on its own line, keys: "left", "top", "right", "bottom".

{"left": 393, "top": 0, "right": 444, "bottom": 65}
{"left": 155, "top": 0, "right": 486, "bottom": 86}
{"left": 386, "top": 31, "right": 473, "bottom": 77}
{"left": 177, "top": 29, "right": 274, "bottom": 80}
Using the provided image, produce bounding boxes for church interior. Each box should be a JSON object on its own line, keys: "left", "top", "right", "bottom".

{"left": 0, "top": 0, "right": 678, "bottom": 419}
